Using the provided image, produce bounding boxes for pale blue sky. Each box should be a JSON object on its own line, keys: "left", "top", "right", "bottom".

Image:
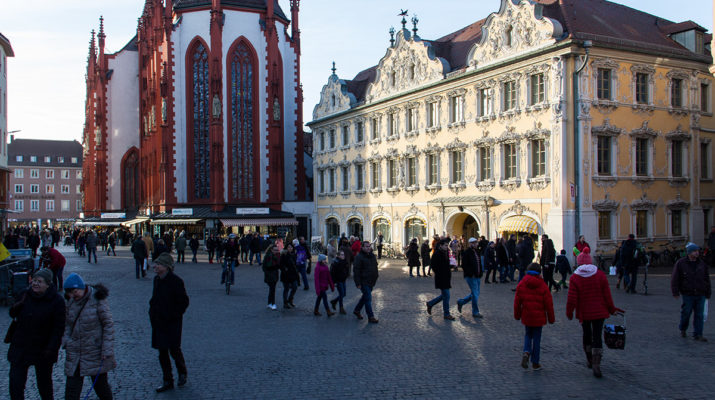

{"left": 1, "top": 0, "right": 712, "bottom": 141}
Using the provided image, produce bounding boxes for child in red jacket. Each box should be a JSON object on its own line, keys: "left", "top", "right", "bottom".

{"left": 313, "top": 254, "right": 335, "bottom": 317}
{"left": 514, "top": 263, "right": 555, "bottom": 370}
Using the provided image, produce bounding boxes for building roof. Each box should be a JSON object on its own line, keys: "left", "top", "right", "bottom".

{"left": 173, "top": 0, "right": 288, "bottom": 21}
{"left": 338, "top": 0, "right": 711, "bottom": 105}
{"left": 8, "top": 139, "right": 83, "bottom": 167}
{"left": 0, "top": 32, "right": 14, "bottom": 57}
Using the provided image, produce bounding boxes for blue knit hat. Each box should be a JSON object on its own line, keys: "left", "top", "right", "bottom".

{"left": 318, "top": 254, "right": 327, "bottom": 262}
{"left": 686, "top": 242, "right": 700, "bottom": 254}
{"left": 64, "top": 273, "right": 85, "bottom": 290}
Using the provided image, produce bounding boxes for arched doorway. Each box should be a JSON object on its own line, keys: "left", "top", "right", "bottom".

{"left": 404, "top": 217, "right": 427, "bottom": 243}
{"left": 121, "top": 147, "right": 140, "bottom": 210}
{"left": 347, "top": 217, "right": 363, "bottom": 240}
{"left": 325, "top": 217, "right": 340, "bottom": 242}
{"left": 372, "top": 217, "right": 391, "bottom": 243}
{"left": 446, "top": 212, "right": 479, "bottom": 239}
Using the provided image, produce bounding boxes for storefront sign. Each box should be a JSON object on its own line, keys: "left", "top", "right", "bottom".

{"left": 172, "top": 208, "right": 193, "bottom": 216}
{"left": 236, "top": 208, "right": 269, "bottom": 215}
{"left": 101, "top": 213, "right": 125, "bottom": 219}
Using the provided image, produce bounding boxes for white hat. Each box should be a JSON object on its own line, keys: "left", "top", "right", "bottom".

{"left": 468, "top": 237, "right": 478, "bottom": 243}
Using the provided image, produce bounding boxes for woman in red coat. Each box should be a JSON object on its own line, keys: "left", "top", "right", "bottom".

{"left": 566, "top": 247, "right": 622, "bottom": 378}
{"left": 514, "top": 263, "right": 555, "bottom": 370}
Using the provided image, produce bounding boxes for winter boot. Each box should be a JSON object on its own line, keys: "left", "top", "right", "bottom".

{"left": 583, "top": 345, "right": 593, "bottom": 368}
{"left": 339, "top": 306, "right": 347, "bottom": 315}
{"left": 591, "top": 348, "right": 603, "bottom": 378}
{"left": 314, "top": 308, "right": 321, "bottom": 316}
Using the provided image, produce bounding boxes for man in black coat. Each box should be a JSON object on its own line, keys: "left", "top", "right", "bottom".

{"left": 131, "top": 236, "right": 148, "bottom": 279}
{"left": 516, "top": 235, "right": 535, "bottom": 283}
{"left": 456, "top": 237, "right": 484, "bottom": 318}
{"left": 426, "top": 238, "right": 455, "bottom": 320}
{"left": 540, "top": 235, "right": 558, "bottom": 291}
{"left": 671, "top": 243, "right": 711, "bottom": 341}
{"left": 506, "top": 234, "right": 517, "bottom": 282}
{"left": 352, "top": 241, "right": 379, "bottom": 323}
{"left": 619, "top": 234, "right": 640, "bottom": 294}
{"left": 7, "top": 268, "right": 65, "bottom": 400}
{"left": 149, "top": 253, "right": 190, "bottom": 392}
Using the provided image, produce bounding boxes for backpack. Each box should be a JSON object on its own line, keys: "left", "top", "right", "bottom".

{"left": 295, "top": 246, "right": 307, "bottom": 266}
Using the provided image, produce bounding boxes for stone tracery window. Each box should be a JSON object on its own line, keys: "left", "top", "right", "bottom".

{"left": 187, "top": 40, "right": 211, "bottom": 200}
{"left": 227, "top": 40, "right": 257, "bottom": 201}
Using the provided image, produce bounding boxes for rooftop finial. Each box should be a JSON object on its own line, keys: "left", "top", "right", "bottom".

{"left": 99, "top": 15, "right": 105, "bottom": 36}
{"left": 411, "top": 14, "right": 419, "bottom": 37}
{"left": 389, "top": 26, "right": 395, "bottom": 47}
{"left": 331, "top": 61, "right": 336, "bottom": 76}
{"left": 398, "top": 9, "right": 408, "bottom": 30}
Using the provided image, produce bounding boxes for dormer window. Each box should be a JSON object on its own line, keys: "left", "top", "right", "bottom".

{"left": 409, "top": 65, "right": 415, "bottom": 80}
{"left": 391, "top": 71, "right": 396, "bottom": 87}
{"left": 505, "top": 26, "right": 513, "bottom": 47}
{"left": 331, "top": 94, "right": 336, "bottom": 107}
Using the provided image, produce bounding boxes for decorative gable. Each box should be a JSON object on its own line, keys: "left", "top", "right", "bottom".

{"left": 365, "top": 29, "right": 449, "bottom": 103}
{"left": 466, "top": 0, "right": 563, "bottom": 70}
{"left": 313, "top": 73, "right": 356, "bottom": 120}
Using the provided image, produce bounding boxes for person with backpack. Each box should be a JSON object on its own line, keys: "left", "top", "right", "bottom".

{"left": 294, "top": 239, "right": 310, "bottom": 291}
{"left": 555, "top": 249, "right": 571, "bottom": 289}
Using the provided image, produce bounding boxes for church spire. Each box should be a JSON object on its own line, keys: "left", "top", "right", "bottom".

{"left": 97, "top": 16, "right": 106, "bottom": 57}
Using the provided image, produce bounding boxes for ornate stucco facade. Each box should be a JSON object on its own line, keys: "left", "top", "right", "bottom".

{"left": 308, "top": 0, "right": 714, "bottom": 259}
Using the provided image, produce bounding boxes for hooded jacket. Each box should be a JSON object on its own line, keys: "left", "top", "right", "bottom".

{"left": 63, "top": 285, "right": 117, "bottom": 376}
{"left": 566, "top": 264, "right": 616, "bottom": 322}
{"left": 514, "top": 273, "right": 555, "bottom": 327}
{"left": 7, "top": 286, "right": 66, "bottom": 365}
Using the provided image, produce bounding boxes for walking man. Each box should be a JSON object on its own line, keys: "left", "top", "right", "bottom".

{"left": 131, "top": 235, "right": 148, "bottom": 278}
{"left": 426, "top": 238, "right": 455, "bottom": 320}
{"left": 671, "top": 243, "right": 711, "bottom": 342}
{"left": 85, "top": 230, "right": 98, "bottom": 263}
{"left": 353, "top": 241, "right": 379, "bottom": 323}
{"left": 620, "top": 234, "right": 640, "bottom": 293}
{"left": 149, "top": 253, "right": 190, "bottom": 392}
{"left": 456, "top": 238, "right": 484, "bottom": 318}
{"left": 374, "top": 232, "right": 384, "bottom": 259}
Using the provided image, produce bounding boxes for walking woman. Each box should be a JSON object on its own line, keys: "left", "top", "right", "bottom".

{"left": 566, "top": 247, "right": 623, "bottom": 378}
{"left": 280, "top": 243, "right": 299, "bottom": 309}
{"left": 313, "top": 254, "right": 335, "bottom": 316}
{"left": 262, "top": 246, "right": 281, "bottom": 310}
{"left": 329, "top": 250, "right": 350, "bottom": 314}
{"left": 406, "top": 238, "right": 421, "bottom": 277}
{"left": 426, "top": 238, "right": 455, "bottom": 320}
{"left": 420, "top": 239, "right": 431, "bottom": 277}
{"left": 63, "top": 273, "right": 116, "bottom": 400}
{"left": 7, "top": 268, "right": 66, "bottom": 400}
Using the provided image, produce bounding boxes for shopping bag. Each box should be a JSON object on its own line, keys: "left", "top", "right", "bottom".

{"left": 705, "top": 300, "right": 709, "bottom": 323}
{"left": 609, "top": 266, "right": 617, "bottom": 276}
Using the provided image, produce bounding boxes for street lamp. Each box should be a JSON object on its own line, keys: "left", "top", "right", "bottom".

{"left": 483, "top": 196, "right": 495, "bottom": 240}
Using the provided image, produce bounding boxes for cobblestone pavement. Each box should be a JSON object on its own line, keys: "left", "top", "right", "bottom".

{"left": 0, "top": 246, "right": 713, "bottom": 399}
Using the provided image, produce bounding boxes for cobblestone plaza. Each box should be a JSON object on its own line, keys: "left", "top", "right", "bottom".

{"left": 1, "top": 247, "right": 713, "bottom": 399}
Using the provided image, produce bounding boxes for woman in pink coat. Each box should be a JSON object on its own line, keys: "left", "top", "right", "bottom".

{"left": 313, "top": 254, "right": 335, "bottom": 316}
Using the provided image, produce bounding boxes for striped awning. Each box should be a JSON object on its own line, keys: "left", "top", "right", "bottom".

{"left": 220, "top": 218, "right": 298, "bottom": 227}
{"left": 150, "top": 219, "right": 202, "bottom": 225}
{"left": 498, "top": 215, "right": 539, "bottom": 235}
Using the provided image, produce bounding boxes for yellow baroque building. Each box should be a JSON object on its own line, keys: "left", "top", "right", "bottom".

{"left": 308, "top": 0, "right": 714, "bottom": 260}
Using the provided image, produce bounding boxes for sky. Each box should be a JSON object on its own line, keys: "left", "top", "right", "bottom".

{"left": 1, "top": 0, "right": 713, "bottom": 142}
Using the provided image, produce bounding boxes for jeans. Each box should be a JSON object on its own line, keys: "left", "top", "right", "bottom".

{"left": 298, "top": 265, "right": 309, "bottom": 289}
{"left": 191, "top": 249, "right": 197, "bottom": 263}
{"left": 65, "top": 366, "right": 112, "bottom": 400}
{"left": 135, "top": 258, "right": 144, "bottom": 278}
{"left": 582, "top": 318, "right": 605, "bottom": 348}
{"left": 457, "top": 277, "right": 481, "bottom": 315}
{"left": 240, "top": 249, "right": 248, "bottom": 262}
{"left": 508, "top": 263, "right": 516, "bottom": 281}
{"left": 249, "top": 251, "right": 261, "bottom": 264}
{"left": 283, "top": 281, "right": 297, "bottom": 304}
{"left": 176, "top": 250, "right": 185, "bottom": 263}
{"left": 354, "top": 284, "right": 374, "bottom": 318}
{"left": 523, "top": 326, "right": 543, "bottom": 364}
{"left": 679, "top": 295, "right": 706, "bottom": 337}
{"left": 106, "top": 244, "right": 115, "bottom": 256}
{"left": 52, "top": 266, "right": 64, "bottom": 290}
{"left": 267, "top": 281, "right": 277, "bottom": 305}
{"left": 427, "top": 288, "right": 451, "bottom": 316}
{"left": 627, "top": 267, "right": 638, "bottom": 292}
{"left": 498, "top": 264, "right": 507, "bottom": 282}
{"left": 158, "top": 347, "right": 187, "bottom": 382}
{"left": 221, "top": 259, "right": 236, "bottom": 284}
{"left": 87, "top": 247, "right": 97, "bottom": 263}
{"left": 9, "top": 361, "right": 54, "bottom": 400}
{"left": 314, "top": 290, "right": 329, "bottom": 311}
{"left": 331, "top": 281, "right": 346, "bottom": 308}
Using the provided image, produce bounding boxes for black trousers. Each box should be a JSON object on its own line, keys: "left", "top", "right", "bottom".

{"left": 582, "top": 318, "right": 605, "bottom": 348}
{"left": 65, "top": 366, "right": 112, "bottom": 400}
{"left": 377, "top": 245, "right": 383, "bottom": 259}
{"left": 158, "top": 347, "right": 187, "bottom": 382}
{"left": 542, "top": 264, "right": 558, "bottom": 290}
{"left": 9, "top": 361, "right": 54, "bottom": 400}
{"left": 267, "top": 282, "right": 277, "bottom": 305}
{"left": 176, "top": 250, "right": 185, "bottom": 263}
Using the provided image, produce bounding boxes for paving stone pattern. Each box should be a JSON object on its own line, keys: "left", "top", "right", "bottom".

{"left": 0, "top": 246, "right": 712, "bottom": 399}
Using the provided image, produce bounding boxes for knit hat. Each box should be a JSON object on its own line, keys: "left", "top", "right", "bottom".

{"left": 317, "top": 254, "right": 327, "bottom": 262}
{"left": 576, "top": 247, "right": 592, "bottom": 266}
{"left": 154, "top": 252, "right": 175, "bottom": 268}
{"left": 686, "top": 242, "right": 700, "bottom": 254}
{"left": 33, "top": 269, "right": 53, "bottom": 285}
{"left": 63, "top": 273, "right": 85, "bottom": 290}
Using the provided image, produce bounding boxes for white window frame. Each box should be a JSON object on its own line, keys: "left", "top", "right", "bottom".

{"left": 14, "top": 200, "right": 23, "bottom": 212}
{"left": 61, "top": 169, "right": 70, "bottom": 179}
{"left": 30, "top": 200, "right": 39, "bottom": 212}
{"left": 61, "top": 184, "right": 70, "bottom": 194}
{"left": 406, "top": 156, "right": 418, "bottom": 188}
{"left": 46, "top": 169, "right": 54, "bottom": 179}
{"left": 30, "top": 156, "right": 37, "bottom": 163}
{"left": 631, "top": 65, "right": 655, "bottom": 107}
{"left": 76, "top": 170, "right": 82, "bottom": 179}
{"left": 427, "top": 101, "right": 439, "bottom": 129}
{"left": 476, "top": 87, "right": 493, "bottom": 118}
{"left": 502, "top": 142, "right": 519, "bottom": 181}
{"left": 529, "top": 139, "right": 547, "bottom": 178}
{"left": 448, "top": 95, "right": 464, "bottom": 124}
{"left": 528, "top": 73, "right": 546, "bottom": 106}
{"left": 15, "top": 155, "right": 22, "bottom": 162}
{"left": 425, "top": 152, "right": 441, "bottom": 188}
{"left": 387, "top": 158, "right": 399, "bottom": 190}
{"left": 595, "top": 135, "right": 616, "bottom": 177}
{"left": 30, "top": 184, "right": 39, "bottom": 194}
{"left": 340, "top": 165, "right": 350, "bottom": 193}
{"left": 76, "top": 199, "right": 83, "bottom": 212}
{"left": 328, "top": 168, "right": 336, "bottom": 193}
{"left": 354, "top": 163, "right": 365, "bottom": 192}
{"left": 61, "top": 200, "right": 70, "bottom": 212}
{"left": 13, "top": 169, "right": 23, "bottom": 178}
{"left": 369, "top": 160, "right": 382, "bottom": 191}
{"left": 45, "top": 184, "right": 54, "bottom": 194}
{"left": 43, "top": 156, "right": 50, "bottom": 163}
{"left": 14, "top": 184, "right": 22, "bottom": 194}
{"left": 449, "top": 150, "right": 465, "bottom": 185}
{"left": 341, "top": 124, "right": 350, "bottom": 148}
{"left": 71, "top": 157, "right": 78, "bottom": 164}
{"left": 45, "top": 200, "right": 54, "bottom": 212}
{"left": 477, "top": 146, "right": 493, "bottom": 182}
{"left": 355, "top": 120, "right": 364, "bottom": 144}
{"left": 502, "top": 80, "right": 517, "bottom": 111}
{"left": 318, "top": 169, "right": 325, "bottom": 194}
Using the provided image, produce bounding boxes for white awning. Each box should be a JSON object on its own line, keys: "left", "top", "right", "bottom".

{"left": 220, "top": 218, "right": 298, "bottom": 227}
{"left": 75, "top": 221, "right": 123, "bottom": 227}
{"left": 121, "top": 217, "right": 150, "bottom": 227}
{"left": 150, "top": 219, "right": 203, "bottom": 225}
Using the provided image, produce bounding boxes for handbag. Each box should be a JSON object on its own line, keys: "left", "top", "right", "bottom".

{"left": 4, "top": 319, "right": 17, "bottom": 344}
{"left": 604, "top": 313, "right": 626, "bottom": 350}
{"left": 609, "top": 266, "right": 617, "bottom": 276}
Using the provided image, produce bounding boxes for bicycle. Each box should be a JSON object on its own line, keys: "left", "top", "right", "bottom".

{"left": 222, "top": 257, "right": 237, "bottom": 295}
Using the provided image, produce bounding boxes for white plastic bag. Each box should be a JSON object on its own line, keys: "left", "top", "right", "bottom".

{"left": 609, "top": 266, "right": 617, "bottom": 276}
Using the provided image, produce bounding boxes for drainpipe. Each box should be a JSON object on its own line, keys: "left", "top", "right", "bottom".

{"left": 572, "top": 40, "right": 591, "bottom": 244}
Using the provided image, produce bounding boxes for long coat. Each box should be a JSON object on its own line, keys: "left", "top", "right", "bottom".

{"left": 406, "top": 242, "right": 420, "bottom": 266}
{"left": 262, "top": 252, "right": 280, "bottom": 284}
{"left": 149, "top": 271, "right": 189, "bottom": 350}
{"left": 280, "top": 251, "right": 299, "bottom": 283}
{"left": 431, "top": 248, "right": 452, "bottom": 289}
{"left": 8, "top": 286, "right": 66, "bottom": 365}
{"left": 63, "top": 285, "right": 117, "bottom": 376}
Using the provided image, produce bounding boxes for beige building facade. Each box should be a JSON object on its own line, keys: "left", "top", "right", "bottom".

{"left": 308, "top": 0, "right": 714, "bottom": 260}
